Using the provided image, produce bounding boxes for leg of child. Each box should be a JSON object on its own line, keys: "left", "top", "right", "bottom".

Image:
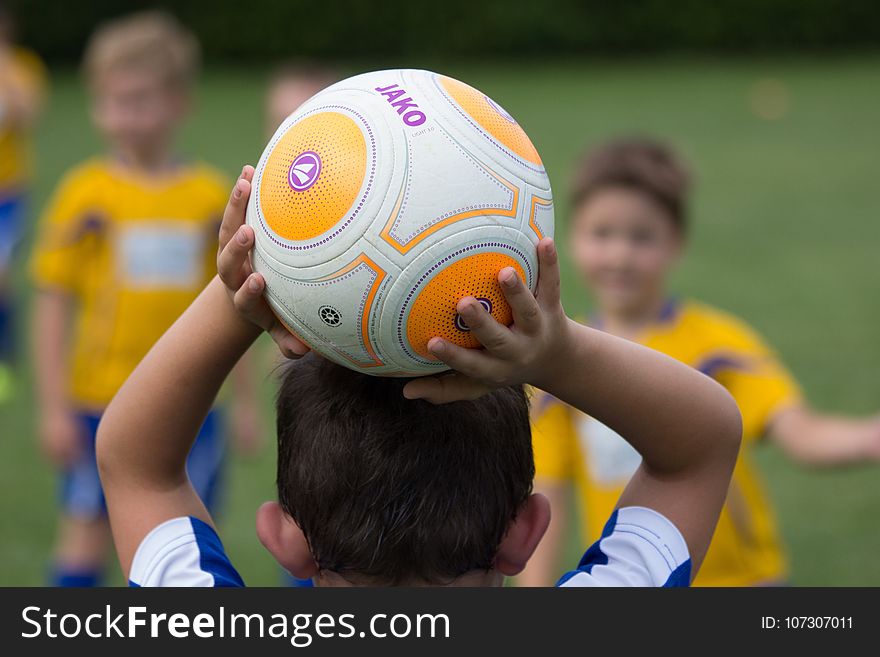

{"left": 51, "top": 413, "right": 109, "bottom": 586}
{"left": 52, "top": 516, "right": 111, "bottom": 587}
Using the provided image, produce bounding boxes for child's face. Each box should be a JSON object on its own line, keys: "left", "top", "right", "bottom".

{"left": 91, "top": 70, "right": 188, "bottom": 157}
{"left": 569, "top": 187, "right": 682, "bottom": 315}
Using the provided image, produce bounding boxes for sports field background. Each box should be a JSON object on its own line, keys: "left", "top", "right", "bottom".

{"left": 1, "top": 56, "right": 879, "bottom": 585}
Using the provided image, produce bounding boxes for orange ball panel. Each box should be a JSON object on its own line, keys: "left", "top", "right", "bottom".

{"left": 406, "top": 252, "right": 526, "bottom": 359}
{"left": 439, "top": 76, "right": 542, "bottom": 166}
{"left": 259, "top": 111, "right": 367, "bottom": 242}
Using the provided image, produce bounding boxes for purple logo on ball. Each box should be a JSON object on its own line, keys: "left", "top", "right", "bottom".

{"left": 288, "top": 151, "right": 322, "bottom": 191}
{"left": 485, "top": 96, "right": 517, "bottom": 124}
{"left": 454, "top": 298, "right": 493, "bottom": 332}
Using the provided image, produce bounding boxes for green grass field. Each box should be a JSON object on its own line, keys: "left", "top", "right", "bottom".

{"left": 2, "top": 56, "right": 879, "bottom": 586}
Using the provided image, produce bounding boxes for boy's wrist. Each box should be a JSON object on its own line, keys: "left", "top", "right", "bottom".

{"left": 529, "top": 316, "right": 585, "bottom": 394}
{"left": 208, "top": 276, "right": 263, "bottom": 344}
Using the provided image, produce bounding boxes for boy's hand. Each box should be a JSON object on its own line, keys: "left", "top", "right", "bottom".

{"left": 39, "top": 408, "right": 83, "bottom": 467}
{"left": 217, "top": 166, "right": 309, "bottom": 360}
{"left": 403, "top": 238, "right": 572, "bottom": 404}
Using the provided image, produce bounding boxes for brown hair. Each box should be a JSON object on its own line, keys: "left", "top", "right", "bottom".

{"left": 83, "top": 11, "right": 199, "bottom": 90}
{"left": 275, "top": 354, "right": 534, "bottom": 585}
{"left": 570, "top": 137, "right": 692, "bottom": 231}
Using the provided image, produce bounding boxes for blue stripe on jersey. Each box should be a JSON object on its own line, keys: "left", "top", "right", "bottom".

{"left": 695, "top": 354, "right": 751, "bottom": 379}
{"left": 657, "top": 297, "right": 679, "bottom": 323}
{"left": 189, "top": 517, "right": 245, "bottom": 587}
{"left": 128, "top": 516, "right": 244, "bottom": 587}
{"left": 555, "top": 509, "right": 618, "bottom": 586}
{"left": 663, "top": 559, "right": 692, "bottom": 587}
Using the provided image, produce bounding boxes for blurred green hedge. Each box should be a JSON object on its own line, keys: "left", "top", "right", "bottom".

{"left": 11, "top": 0, "right": 880, "bottom": 62}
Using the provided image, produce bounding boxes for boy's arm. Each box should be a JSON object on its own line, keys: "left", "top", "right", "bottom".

{"left": 32, "top": 289, "right": 82, "bottom": 465}
{"left": 555, "top": 322, "right": 742, "bottom": 574}
{"left": 769, "top": 408, "right": 880, "bottom": 465}
{"left": 96, "top": 276, "right": 258, "bottom": 575}
{"left": 96, "top": 169, "right": 306, "bottom": 577}
{"left": 404, "top": 241, "right": 742, "bottom": 575}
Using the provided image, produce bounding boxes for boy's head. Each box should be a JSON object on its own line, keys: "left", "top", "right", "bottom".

{"left": 568, "top": 137, "right": 691, "bottom": 317}
{"left": 255, "top": 355, "right": 550, "bottom": 586}
{"left": 264, "top": 62, "right": 337, "bottom": 136}
{"left": 83, "top": 11, "right": 198, "bottom": 158}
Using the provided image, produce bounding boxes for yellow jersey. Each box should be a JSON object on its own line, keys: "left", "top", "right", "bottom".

{"left": 30, "top": 158, "right": 228, "bottom": 409}
{"left": 0, "top": 47, "right": 47, "bottom": 192}
{"left": 531, "top": 299, "right": 802, "bottom": 586}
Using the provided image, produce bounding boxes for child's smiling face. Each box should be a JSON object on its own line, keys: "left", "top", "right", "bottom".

{"left": 569, "top": 186, "right": 683, "bottom": 317}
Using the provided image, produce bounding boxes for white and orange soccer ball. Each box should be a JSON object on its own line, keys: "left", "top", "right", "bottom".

{"left": 246, "top": 69, "right": 554, "bottom": 376}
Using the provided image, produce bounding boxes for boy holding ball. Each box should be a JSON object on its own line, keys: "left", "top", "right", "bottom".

{"left": 95, "top": 167, "right": 742, "bottom": 587}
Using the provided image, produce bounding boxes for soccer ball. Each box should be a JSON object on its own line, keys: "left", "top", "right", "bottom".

{"left": 246, "top": 69, "right": 554, "bottom": 376}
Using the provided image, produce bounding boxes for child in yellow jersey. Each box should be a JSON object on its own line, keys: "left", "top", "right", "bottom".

{"left": 520, "top": 137, "right": 880, "bottom": 587}
{"left": 0, "top": 4, "right": 46, "bottom": 400}
{"left": 29, "top": 11, "right": 261, "bottom": 587}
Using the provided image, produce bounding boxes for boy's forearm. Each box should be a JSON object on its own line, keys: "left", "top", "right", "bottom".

{"left": 32, "top": 290, "right": 71, "bottom": 414}
{"left": 539, "top": 320, "right": 742, "bottom": 475}
{"left": 97, "top": 276, "right": 260, "bottom": 489}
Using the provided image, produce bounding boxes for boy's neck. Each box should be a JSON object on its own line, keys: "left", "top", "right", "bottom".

{"left": 313, "top": 569, "right": 504, "bottom": 587}
{"left": 113, "top": 145, "right": 178, "bottom": 175}
{"left": 597, "top": 295, "right": 671, "bottom": 341}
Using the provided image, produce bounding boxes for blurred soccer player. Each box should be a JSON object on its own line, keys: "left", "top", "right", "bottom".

{"left": 264, "top": 62, "right": 336, "bottom": 135}
{"left": 29, "top": 11, "right": 261, "bottom": 587}
{"left": 520, "top": 137, "right": 880, "bottom": 587}
{"left": 0, "top": 2, "right": 46, "bottom": 401}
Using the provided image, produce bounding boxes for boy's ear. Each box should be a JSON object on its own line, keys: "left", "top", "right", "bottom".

{"left": 495, "top": 493, "right": 552, "bottom": 577}
{"left": 256, "top": 501, "right": 318, "bottom": 580}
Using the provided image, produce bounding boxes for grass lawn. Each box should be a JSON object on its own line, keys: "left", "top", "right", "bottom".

{"left": 1, "top": 55, "right": 879, "bottom": 585}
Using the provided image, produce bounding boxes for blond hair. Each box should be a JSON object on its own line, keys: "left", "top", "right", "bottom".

{"left": 84, "top": 11, "right": 199, "bottom": 90}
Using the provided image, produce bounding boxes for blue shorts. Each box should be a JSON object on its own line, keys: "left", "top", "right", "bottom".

{"left": 0, "top": 193, "right": 26, "bottom": 268}
{"left": 60, "top": 410, "right": 227, "bottom": 520}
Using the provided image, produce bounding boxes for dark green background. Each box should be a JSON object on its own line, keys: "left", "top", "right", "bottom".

{"left": 11, "top": 0, "right": 880, "bottom": 63}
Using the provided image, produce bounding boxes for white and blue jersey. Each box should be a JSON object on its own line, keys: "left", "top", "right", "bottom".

{"left": 128, "top": 506, "right": 691, "bottom": 588}
{"left": 556, "top": 506, "right": 691, "bottom": 587}
{"left": 130, "top": 516, "right": 243, "bottom": 587}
